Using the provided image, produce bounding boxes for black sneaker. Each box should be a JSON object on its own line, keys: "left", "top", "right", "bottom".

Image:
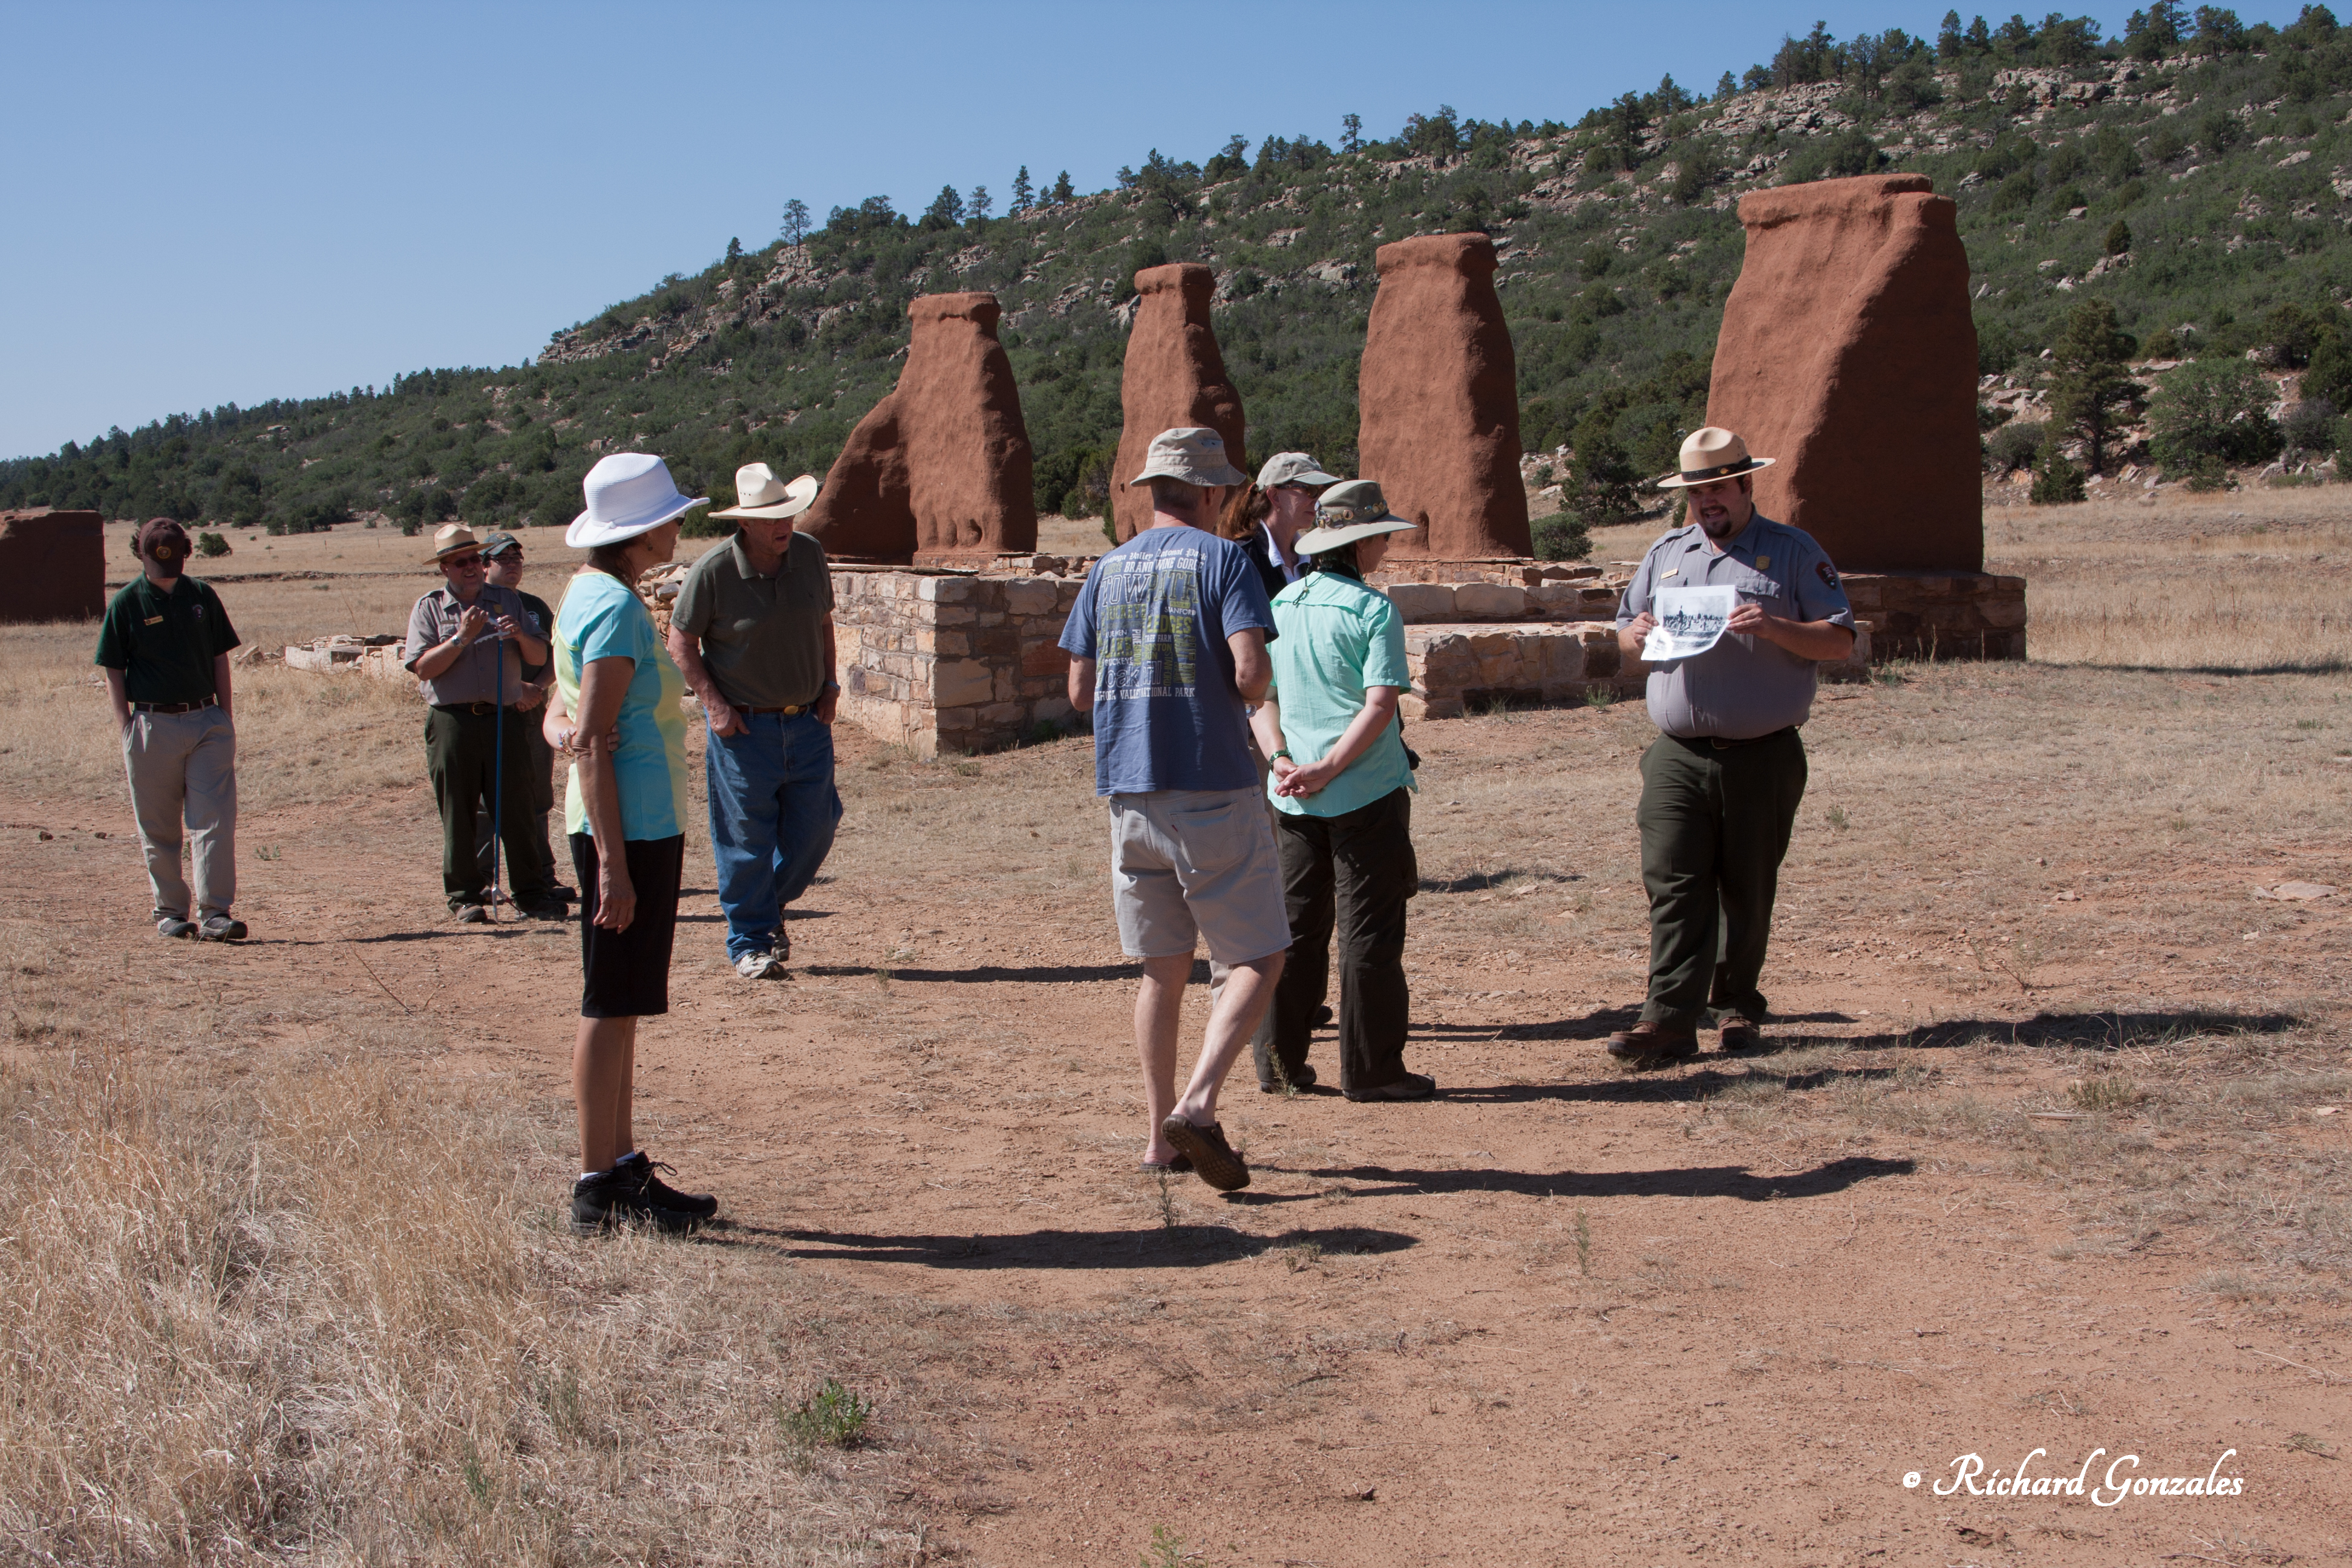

{"left": 570, "top": 1168, "right": 705, "bottom": 1235}
{"left": 197, "top": 913, "right": 247, "bottom": 942}
{"left": 454, "top": 903, "right": 489, "bottom": 924}
{"left": 615, "top": 1151, "right": 718, "bottom": 1219}
{"left": 1259, "top": 1061, "right": 1318, "bottom": 1093}
{"left": 157, "top": 914, "right": 197, "bottom": 939}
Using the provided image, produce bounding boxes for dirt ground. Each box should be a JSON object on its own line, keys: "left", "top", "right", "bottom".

{"left": 7, "top": 505, "right": 2351, "bottom": 1565}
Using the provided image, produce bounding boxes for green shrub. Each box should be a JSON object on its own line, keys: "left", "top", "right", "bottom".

{"left": 2148, "top": 359, "right": 2284, "bottom": 477}
{"left": 194, "top": 531, "right": 230, "bottom": 558}
{"left": 2029, "top": 437, "right": 2087, "bottom": 503}
{"left": 1985, "top": 419, "right": 2048, "bottom": 474}
{"left": 1529, "top": 511, "right": 1592, "bottom": 561}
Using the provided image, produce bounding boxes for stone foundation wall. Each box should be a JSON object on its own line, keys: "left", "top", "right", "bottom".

{"left": 1840, "top": 571, "right": 2026, "bottom": 660}
{"left": 1403, "top": 619, "right": 1874, "bottom": 719}
{"left": 833, "top": 564, "right": 1084, "bottom": 756}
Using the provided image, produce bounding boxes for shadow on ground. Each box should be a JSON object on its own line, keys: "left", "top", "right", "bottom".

{"left": 719, "top": 1222, "right": 1420, "bottom": 1269}
{"left": 1250, "top": 1154, "right": 1915, "bottom": 1203}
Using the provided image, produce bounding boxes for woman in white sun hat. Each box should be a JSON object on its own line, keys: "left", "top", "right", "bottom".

{"left": 547, "top": 452, "right": 717, "bottom": 1235}
{"left": 1246, "top": 479, "right": 1432, "bottom": 1103}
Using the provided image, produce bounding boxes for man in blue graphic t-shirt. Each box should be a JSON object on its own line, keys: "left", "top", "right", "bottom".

{"left": 1060, "top": 427, "right": 1287, "bottom": 1192}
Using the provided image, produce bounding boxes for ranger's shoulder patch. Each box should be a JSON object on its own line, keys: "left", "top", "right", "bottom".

{"left": 1816, "top": 560, "right": 1841, "bottom": 589}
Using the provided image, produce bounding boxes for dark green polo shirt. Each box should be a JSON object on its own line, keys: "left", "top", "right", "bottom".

{"left": 93, "top": 575, "right": 241, "bottom": 705}
{"left": 670, "top": 531, "right": 835, "bottom": 710}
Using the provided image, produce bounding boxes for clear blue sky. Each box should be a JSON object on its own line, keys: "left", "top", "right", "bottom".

{"left": 0, "top": 1, "right": 2296, "bottom": 459}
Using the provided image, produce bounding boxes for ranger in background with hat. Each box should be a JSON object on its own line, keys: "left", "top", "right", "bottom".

{"left": 95, "top": 517, "right": 249, "bottom": 941}
{"left": 1606, "top": 427, "right": 1857, "bottom": 1063}
{"left": 404, "top": 521, "right": 564, "bottom": 923}
{"left": 467, "top": 529, "right": 569, "bottom": 904}
{"left": 666, "top": 463, "right": 843, "bottom": 981}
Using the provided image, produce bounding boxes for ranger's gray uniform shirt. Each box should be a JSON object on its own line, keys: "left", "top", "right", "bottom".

{"left": 1614, "top": 514, "right": 1855, "bottom": 740}
{"left": 403, "top": 584, "right": 535, "bottom": 707}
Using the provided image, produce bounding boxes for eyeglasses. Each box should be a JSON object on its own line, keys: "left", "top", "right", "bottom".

{"left": 445, "top": 555, "right": 486, "bottom": 570}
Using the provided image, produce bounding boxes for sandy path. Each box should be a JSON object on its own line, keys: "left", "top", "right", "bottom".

{"left": 8, "top": 692, "right": 2347, "bottom": 1567}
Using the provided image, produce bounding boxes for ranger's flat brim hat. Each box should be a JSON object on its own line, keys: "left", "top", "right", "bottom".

{"left": 425, "top": 522, "right": 485, "bottom": 562}
{"left": 1655, "top": 425, "right": 1775, "bottom": 489}
{"left": 1294, "top": 479, "right": 1418, "bottom": 555}
{"left": 713, "top": 463, "right": 820, "bottom": 520}
{"left": 1129, "top": 426, "right": 1248, "bottom": 488}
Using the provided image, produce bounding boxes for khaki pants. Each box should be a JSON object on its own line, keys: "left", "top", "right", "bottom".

{"left": 122, "top": 706, "right": 238, "bottom": 920}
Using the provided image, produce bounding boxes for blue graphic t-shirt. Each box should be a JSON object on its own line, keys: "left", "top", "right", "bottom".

{"left": 1058, "top": 526, "right": 1276, "bottom": 796}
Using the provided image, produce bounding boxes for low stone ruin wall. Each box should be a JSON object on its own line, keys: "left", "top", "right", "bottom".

{"left": 1841, "top": 571, "right": 2026, "bottom": 661}
{"left": 284, "top": 634, "right": 409, "bottom": 682}
{"left": 1403, "top": 619, "right": 1873, "bottom": 720}
{"left": 833, "top": 557, "right": 1088, "bottom": 756}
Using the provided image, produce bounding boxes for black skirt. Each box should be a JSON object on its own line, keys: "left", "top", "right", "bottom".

{"left": 570, "top": 833, "right": 684, "bottom": 1019}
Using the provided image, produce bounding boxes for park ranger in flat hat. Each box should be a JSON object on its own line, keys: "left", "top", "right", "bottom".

{"left": 1605, "top": 427, "right": 1858, "bottom": 1064}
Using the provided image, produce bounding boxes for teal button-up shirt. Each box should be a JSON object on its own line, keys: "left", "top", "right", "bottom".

{"left": 1265, "top": 571, "right": 1419, "bottom": 818}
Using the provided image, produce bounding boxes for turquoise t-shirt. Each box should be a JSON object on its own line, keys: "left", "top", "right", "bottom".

{"left": 554, "top": 570, "right": 688, "bottom": 841}
{"left": 1264, "top": 571, "right": 1418, "bottom": 819}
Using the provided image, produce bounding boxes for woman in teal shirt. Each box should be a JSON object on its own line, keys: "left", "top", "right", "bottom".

{"left": 549, "top": 452, "right": 717, "bottom": 1235}
{"left": 1246, "top": 480, "right": 1432, "bottom": 1103}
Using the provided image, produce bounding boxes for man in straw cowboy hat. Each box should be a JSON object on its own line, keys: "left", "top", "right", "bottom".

{"left": 1606, "top": 426, "right": 1857, "bottom": 1064}
{"left": 1059, "top": 427, "right": 1287, "bottom": 1191}
{"left": 667, "top": 463, "right": 843, "bottom": 981}
{"left": 405, "top": 521, "right": 565, "bottom": 924}
{"left": 95, "top": 517, "right": 249, "bottom": 941}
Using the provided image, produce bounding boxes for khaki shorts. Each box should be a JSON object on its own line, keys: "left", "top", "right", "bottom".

{"left": 1109, "top": 788, "right": 1292, "bottom": 965}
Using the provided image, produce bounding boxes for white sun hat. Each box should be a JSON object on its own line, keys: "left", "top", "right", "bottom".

{"left": 566, "top": 452, "right": 708, "bottom": 548}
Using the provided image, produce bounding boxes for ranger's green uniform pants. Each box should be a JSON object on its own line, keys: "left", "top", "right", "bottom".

{"left": 1636, "top": 728, "right": 1808, "bottom": 1030}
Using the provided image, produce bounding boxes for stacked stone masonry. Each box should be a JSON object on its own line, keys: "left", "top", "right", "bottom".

{"left": 832, "top": 558, "right": 1091, "bottom": 757}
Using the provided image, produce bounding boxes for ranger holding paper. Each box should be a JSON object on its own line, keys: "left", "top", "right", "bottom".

{"left": 1607, "top": 428, "right": 1857, "bottom": 1063}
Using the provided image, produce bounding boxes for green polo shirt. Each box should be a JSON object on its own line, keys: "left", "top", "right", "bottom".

{"left": 669, "top": 530, "right": 835, "bottom": 710}
{"left": 93, "top": 575, "right": 241, "bottom": 705}
{"left": 1264, "top": 570, "right": 1417, "bottom": 819}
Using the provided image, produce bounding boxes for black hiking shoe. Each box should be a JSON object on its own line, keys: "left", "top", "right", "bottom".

{"left": 615, "top": 1151, "right": 718, "bottom": 1220}
{"left": 570, "top": 1168, "right": 706, "bottom": 1236}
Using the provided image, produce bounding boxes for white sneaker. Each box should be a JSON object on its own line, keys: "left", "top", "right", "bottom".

{"left": 734, "top": 950, "right": 786, "bottom": 980}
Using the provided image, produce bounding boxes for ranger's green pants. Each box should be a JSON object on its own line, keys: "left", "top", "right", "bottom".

{"left": 1635, "top": 728, "right": 1808, "bottom": 1030}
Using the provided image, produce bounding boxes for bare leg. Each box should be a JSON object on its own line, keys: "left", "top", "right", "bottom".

{"left": 573, "top": 1014, "right": 639, "bottom": 1174}
{"left": 614, "top": 1027, "right": 637, "bottom": 1157}
{"left": 1177, "top": 951, "right": 1282, "bottom": 1127}
{"left": 1135, "top": 953, "right": 1191, "bottom": 1163}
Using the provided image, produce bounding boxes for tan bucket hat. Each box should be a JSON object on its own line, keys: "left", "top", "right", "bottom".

{"left": 1654, "top": 426, "right": 1775, "bottom": 489}
{"left": 1293, "top": 479, "right": 1418, "bottom": 555}
{"left": 1129, "top": 426, "right": 1248, "bottom": 488}
{"left": 1256, "top": 451, "right": 1342, "bottom": 490}
{"left": 425, "top": 522, "right": 485, "bottom": 563}
{"left": 713, "top": 463, "right": 820, "bottom": 520}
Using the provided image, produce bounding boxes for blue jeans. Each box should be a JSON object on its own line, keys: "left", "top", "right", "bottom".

{"left": 705, "top": 711, "right": 842, "bottom": 961}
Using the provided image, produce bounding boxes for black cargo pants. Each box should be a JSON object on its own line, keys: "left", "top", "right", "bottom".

{"left": 1260, "top": 786, "right": 1419, "bottom": 1094}
{"left": 1635, "top": 728, "right": 1808, "bottom": 1030}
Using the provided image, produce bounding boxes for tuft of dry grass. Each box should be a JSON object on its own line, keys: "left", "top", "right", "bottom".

{"left": 0, "top": 935, "right": 908, "bottom": 1566}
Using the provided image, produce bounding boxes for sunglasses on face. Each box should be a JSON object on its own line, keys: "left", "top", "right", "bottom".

{"left": 445, "top": 555, "right": 486, "bottom": 570}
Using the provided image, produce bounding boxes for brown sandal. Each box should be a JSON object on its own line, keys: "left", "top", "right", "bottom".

{"left": 1160, "top": 1116, "right": 1250, "bottom": 1192}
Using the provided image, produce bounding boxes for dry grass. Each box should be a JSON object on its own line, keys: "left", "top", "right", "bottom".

{"left": 0, "top": 932, "right": 916, "bottom": 1567}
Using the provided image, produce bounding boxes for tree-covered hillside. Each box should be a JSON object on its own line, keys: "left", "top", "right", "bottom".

{"left": 8, "top": 3, "right": 2351, "bottom": 535}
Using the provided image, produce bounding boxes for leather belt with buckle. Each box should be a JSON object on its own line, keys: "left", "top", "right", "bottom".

{"left": 433, "top": 701, "right": 513, "bottom": 717}
{"left": 1682, "top": 726, "right": 1796, "bottom": 750}
{"left": 131, "top": 696, "right": 218, "bottom": 715}
{"left": 740, "top": 704, "right": 809, "bottom": 716}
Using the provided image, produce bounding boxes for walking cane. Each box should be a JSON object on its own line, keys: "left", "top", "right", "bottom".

{"left": 490, "top": 612, "right": 506, "bottom": 921}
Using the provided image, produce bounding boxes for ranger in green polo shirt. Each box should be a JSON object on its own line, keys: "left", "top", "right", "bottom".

{"left": 93, "top": 518, "right": 247, "bottom": 941}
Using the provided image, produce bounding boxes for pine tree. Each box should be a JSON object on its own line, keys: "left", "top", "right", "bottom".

{"left": 1340, "top": 113, "right": 1362, "bottom": 153}
{"left": 2048, "top": 299, "right": 2141, "bottom": 474}
{"left": 1050, "top": 169, "right": 1075, "bottom": 204}
{"left": 1010, "top": 166, "right": 1033, "bottom": 212}
{"left": 969, "top": 185, "right": 993, "bottom": 221}
{"left": 780, "top": 198, "right": 811, "bottom": 250}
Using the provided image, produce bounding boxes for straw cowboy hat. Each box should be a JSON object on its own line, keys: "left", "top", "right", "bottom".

{"left": 1654, "top": 426, "right": 1775, "bottom": 489}
{"left": 566, "top": 452, "right": 708, "bottom": 549}
{"left": 1129, "top": 426, "right": 1248, "bottom": 488}
{"left": 1293, "top": 479, "right": 1418, "bottom": 555}
{"left": 424, "top": 522, "right": 486, "bottom": 563}
{"left": 711, "top": 463, "right": 820, "bottom": 520}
